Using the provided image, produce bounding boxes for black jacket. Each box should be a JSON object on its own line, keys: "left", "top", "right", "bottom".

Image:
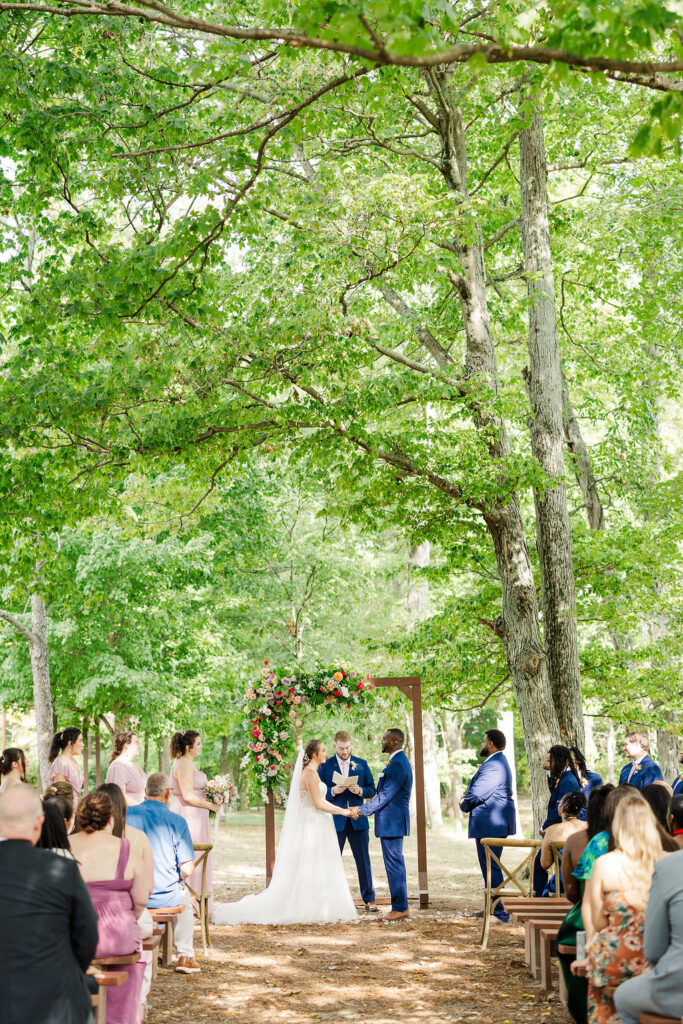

{"left": 0, "top": 840, "right": 98, "bottom": 1024}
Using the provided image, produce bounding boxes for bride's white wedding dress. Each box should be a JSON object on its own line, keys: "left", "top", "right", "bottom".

{"left": 212, "top": 753, "right": 357, "bottom": 925}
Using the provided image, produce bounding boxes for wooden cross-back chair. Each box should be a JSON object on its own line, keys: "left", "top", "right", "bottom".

{"left": 185, "top": 842, "right": 213, "bottom": 954}
{"left": 480, "top": 838, "right": 543, "bottom": 949}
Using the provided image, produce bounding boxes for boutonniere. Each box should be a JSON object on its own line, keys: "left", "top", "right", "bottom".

{"left": 350, "top": 761, "right": 358, "bottom": 771}
{"left": 580, "top": 775, "right": 588, "bottom": 787}
{"left": 634, "top": 764, "right": 643, "bottom": 773}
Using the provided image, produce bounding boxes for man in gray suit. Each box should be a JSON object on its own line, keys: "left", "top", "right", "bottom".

{"left": 614, "top": 846, "right": 683, "bottom": 1024}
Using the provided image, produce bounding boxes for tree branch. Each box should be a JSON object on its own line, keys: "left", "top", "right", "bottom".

{"left": 0, "top": 607, "right": 37, "bottom": 644}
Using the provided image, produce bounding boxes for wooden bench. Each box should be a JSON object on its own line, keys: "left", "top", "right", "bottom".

{"left": 150, "top": 904, "right": 184, "bottom": 970}
{"left": 640, "top": 1015, "right": 683, "bottom": 1023}
{"left": 89, "top": 961, "right": 137, "bottom": 1024}
{"left": 503, "top": 898, "right": 570, "bottom": 991}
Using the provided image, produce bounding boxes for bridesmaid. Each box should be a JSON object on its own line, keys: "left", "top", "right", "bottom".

{"left": 106, "top": 731, "right": 147, "bottom": 806}
{"left": 70, "top": 791, "right": 150, "bottom": 1024}
{"left": 48, "top": 727, "right": 84, "bottom": 808}
{"left": 0, "top": 747, "right": 27, "bottom": 795}
{"left": 169, "top": 730, "right": 219, "bottom": 911}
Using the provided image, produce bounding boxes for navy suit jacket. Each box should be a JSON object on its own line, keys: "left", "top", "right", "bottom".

{"left": 671, "top": 775, "right": 683, "bottom": 797}
{"left": 618, "top": 754, "right": 663, "bottom": 789}
{"left": 460, "top": 751, "right": 516, "bottom": 839}
{"left": 318, "top": 755, "right": 375, "bottom": 832}
{"left": 357, "top": 749, "right": 412, "bottom": 838}
{"left": 543, "top": 769, "right": 581, "bottom": 830}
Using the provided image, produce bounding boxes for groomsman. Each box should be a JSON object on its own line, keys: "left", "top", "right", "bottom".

{"left": 618, "top": 731, "right": 663, "bottom": 788}
{"left": 318, "top": 730, "right": 377, "bottom": 912}
{"left": 351, "top": 728, "right": 413, "bottom": 920}
{"left": 460, "top": 729, "right": 516, "bottom": 923}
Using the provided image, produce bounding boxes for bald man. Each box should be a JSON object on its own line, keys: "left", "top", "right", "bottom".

{"left": 0, "top": 783, "right": 98, "bottom": 1024}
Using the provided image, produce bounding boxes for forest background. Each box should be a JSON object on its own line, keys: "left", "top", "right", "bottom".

{"left": 0, "top": 0, "right": 681, "bottom": 832}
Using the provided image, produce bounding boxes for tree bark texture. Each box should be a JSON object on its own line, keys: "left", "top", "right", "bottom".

{"left": 424, "top": 70, "right": 561, "bottom": 831}
{"left": 519, "top": 105, "right": 584, "bottom": 750}
{"left": 656, "top": 729, "right": 679, "bottom": 781}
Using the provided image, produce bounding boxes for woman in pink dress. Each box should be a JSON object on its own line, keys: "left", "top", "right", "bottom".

{"left": 48, "top": 727, "right": 84, "bottom": 808}
{"left": 169, "top": 730, "right": 220, "bottom": 912}
{"left": 70, "top": 791, "right": 152, "bottom": 1024}
{"left": 0, "top": 747, "right": 27, "bottom": 795}
{"left": 105, "top": 731, "right": 147, "bottom": 806}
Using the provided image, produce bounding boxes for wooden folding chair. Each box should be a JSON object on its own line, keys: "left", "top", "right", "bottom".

{"left": 480, "top": 838, "right": 542, "bottom": 949}
{"left": 185, "top": 842, "right": 213, "bottom": 954}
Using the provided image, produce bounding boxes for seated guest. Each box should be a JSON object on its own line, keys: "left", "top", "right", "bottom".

{"left": 0, "top": 783, "right": 97, "bottom": 1024}
{"left": 127, "top": 772, "right": 201, "bottom": 975}
{"left": 106, "top": 732, "right": 147, "bottom": 806}
{"left": 459, "top": 728, "right": 516, "bottom": 924}
{"left": 614, "top": 848, "right": 683, "bottom": 1024}
{"left": 534, "top": 745, "right": 581, "bottom": 896}
{"left": 618, "top": 730, "right": 663, "bottom": 788}
{"left": 667, "top": 794, "right": 683, "bottom": 849}
{"left": 562, "top": 784, "right": 614, "bottom": 906}
{"left": 44, "top": 781, "right": 75, "bottom": 834}
{"left": 672, "top": 749, "right": 683, "bottom": 796}
{"left": 570, "top": 747, "right": 603, "bottom": 804}
{"left": 98, "top": 782, "right": 155, "bottom": 1015}
{"left": 641, "top": 783, "right": 679, "bottom": 852}
{"left": 578, "top": 793, "right": 664, "bottom": 1023}
{"left": 70, "top": 791, "right": 151, "bottom": 1024}
{"left": 48, "top": 727, "right": 85, "bottom": 808}
{"left": 557, "top": 785, "right": 627, "bottom": 1024}
{"left": 0, "top": 746, "right": 27, "bottom": 794}
{"left": 36, "top": 800, "right": 75, "bottom": 858}
{"left": 539, "top": 790, "right": 587, "bottom": 890}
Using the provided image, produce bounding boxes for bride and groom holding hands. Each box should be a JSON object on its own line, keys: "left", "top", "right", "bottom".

{"left": 213, "top": 727, "right": 413, "bottom": 925}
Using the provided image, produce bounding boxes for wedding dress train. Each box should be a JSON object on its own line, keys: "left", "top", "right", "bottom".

{"left": 212, "top": 753, "right": 358, "bottom": 925}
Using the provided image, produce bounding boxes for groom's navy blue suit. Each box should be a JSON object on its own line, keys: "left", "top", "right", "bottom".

{"left": 357, "top": 750, "right": 412, "bottom": 913}
{"left": 319, "top": 755, "right": 376, "bottom": 905}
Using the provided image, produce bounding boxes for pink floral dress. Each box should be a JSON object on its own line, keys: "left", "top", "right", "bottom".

{"left": 585, "top": 890, "right": 648, "bottom": 1024}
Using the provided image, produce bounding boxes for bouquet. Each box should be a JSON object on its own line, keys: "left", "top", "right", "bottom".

{"left": 202, "top": 775, "right": 238, "bottom": 809}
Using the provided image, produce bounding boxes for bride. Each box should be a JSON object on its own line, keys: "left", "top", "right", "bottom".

{"left": 213, "top": 739, "right": 358, "bottom": 925}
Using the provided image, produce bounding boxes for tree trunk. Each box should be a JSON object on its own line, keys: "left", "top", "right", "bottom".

{"left": 657, "top": 729, "right": 678, "bottom": 782}
{"left": 220, "top": 734, "right": 229, "bottom": 774}
{"left": 83, "top": 718, "right": 90, "bottom": 796}
{"left": 519, "top": 104, "right": 583, "bottom": 749}
{"left": 160, "top": 737, "right": 170, "bottom": 776}
{"left": 606, "top": 719, "right": 616, "bottom": 784}
{"left": 143, "top": 734, "right": 149, "bottom": 774}
{"left": 440, "top": 710, "right": 464, "bottom": 831}
{"left": 422, "top": 711, "right": 443, "bottom": 828}
{"left": 562, "top": 376, "right": 606, "bottom": 530}
{"left": 30, "top": 594, "right": 54, "bottom": 790}
{"left": 584, "top": 714, "right": 597, "bottom": 767}
{"left": 497, "top": 709, "right": 523, "bottom": 835}
{"left": 424, "top": 70, "right": 562, "bottom": 833}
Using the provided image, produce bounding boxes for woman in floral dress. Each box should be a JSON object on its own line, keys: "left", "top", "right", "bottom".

{"left": 581, "top": 792, "right": 665, "bottom": 1023}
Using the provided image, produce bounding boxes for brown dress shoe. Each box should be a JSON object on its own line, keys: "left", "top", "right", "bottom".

{"left": 176, "top": 956, "right": 201, "bottom": 974}
{"left": 385, "top": 910, "right": 410, "bottom": 920}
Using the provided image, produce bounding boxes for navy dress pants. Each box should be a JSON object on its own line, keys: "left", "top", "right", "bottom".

{"left": 337, "top": 820, "right": 375, "bottom": 904}
{"left": 475, "top": 838, "right": 509, "bottom": 920}
{"left": 380, "top": 837, "right": 408, "bottom": 912}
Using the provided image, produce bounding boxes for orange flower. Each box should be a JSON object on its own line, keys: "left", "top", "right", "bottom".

{"left": 333, "top": 671, "right": 343, "bottom": 682}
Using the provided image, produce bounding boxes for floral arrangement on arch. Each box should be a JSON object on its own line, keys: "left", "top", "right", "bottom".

{"left": 240, "top": 661, "right": 375, "bottom": 802}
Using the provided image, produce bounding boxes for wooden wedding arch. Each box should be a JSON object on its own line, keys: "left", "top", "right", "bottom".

{"left": 264, "top": 675, "right": 429, "bottom": 908}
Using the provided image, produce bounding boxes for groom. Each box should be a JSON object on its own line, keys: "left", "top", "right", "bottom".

{"left": 350, "top": 728, "right": 412, "bottom": 920}
{"left": 318, "top": 730, "right": 378, "bottom": 912}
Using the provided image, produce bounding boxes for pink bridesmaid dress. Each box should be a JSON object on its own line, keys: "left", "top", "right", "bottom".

{"left": 48, "top": 755, "right": 84, "bottom": 808}
{"left": 87, "top": 838, "right": 144, "bottom": 1024}
{"left": 105, "top": 758, "right": 147, "bottom": 805}
{"left": 169, "top": 762, "right": 212, "bottom": 911}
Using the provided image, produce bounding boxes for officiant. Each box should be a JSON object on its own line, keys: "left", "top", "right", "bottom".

{"left": 319, "top": 730, "right": 378, "bottom": 912}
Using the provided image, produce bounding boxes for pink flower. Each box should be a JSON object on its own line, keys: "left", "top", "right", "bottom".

{"left": 289, "top": 709, "right": 296, "bottom": 718}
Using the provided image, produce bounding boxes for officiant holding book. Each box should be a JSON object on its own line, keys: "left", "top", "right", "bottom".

{"left": 319, "top": 730, "right": 378, "bottom": 912}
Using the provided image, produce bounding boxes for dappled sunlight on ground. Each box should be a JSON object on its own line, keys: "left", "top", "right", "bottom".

{"left": 147, "top": 807, "right": 566, "bottom": 1024}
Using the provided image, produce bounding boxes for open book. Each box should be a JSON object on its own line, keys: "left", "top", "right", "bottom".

{"left": 332, "top": 771, "right": 359, "bottom": 789}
